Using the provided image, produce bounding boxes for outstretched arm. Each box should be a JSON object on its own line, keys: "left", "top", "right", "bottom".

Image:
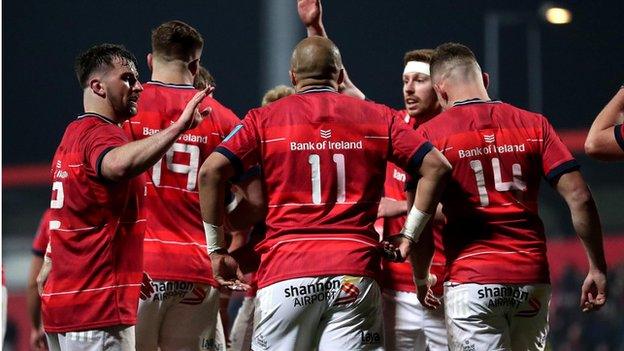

{"left": 585, "top": 87, "right": 624, "bottom": 161}
{"left": 101, "top": 88, "right": 211, "bottom": 181}
{"left": 297, "top": 0, "right": 365, "bottom": 99}
{"left": 554, "top": 171, "right": 607, "bottom": 312}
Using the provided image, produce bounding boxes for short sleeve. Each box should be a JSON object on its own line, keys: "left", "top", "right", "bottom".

{"left": 32, "top": 210, "right": 51, "bottom": 257}
{"left": 83, "top": 123, "right": 128, "bottom": 180}
{"left": 214, "top": 110, "right": 261, "bottom": 177}
{"left": 541, "top": 116, "right": 579, "bottom": 182}
{"left": 615, "top": 124, "right": 624, "bottom": 151}
{"left": 388, "top": 112, "right": 433, "bottom": 174}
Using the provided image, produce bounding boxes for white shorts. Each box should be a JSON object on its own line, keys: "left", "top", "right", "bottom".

{"left": 136, "top": 280, "right": 225, "bottom": 351}
{"left": 444, "top": 282, "right": 551, "bottom": 351}
{"left": 46, "top": 325, "right": 134, "bottom": 351}
{"left": 382, "top": 289, "right": 448, "bottom": 351}
{"left": 253, "top": 275, "right": 383, "bottom": 351}
{"left": 229, "top": 296, "right": 257, "bottom": 351}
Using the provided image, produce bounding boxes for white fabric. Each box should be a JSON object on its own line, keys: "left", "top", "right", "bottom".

{"left": 382, "top": 290, "right": 447, "bottom": 351}
{"left": 1, "top": 285, "right": 6, "bottom": 343}
{"left": 401, "top": 206, "right": 431, "bottom": 242}
{"left": 135, "top": 280, "right": 225, "bottom": 351}
{"left": 403, "top": 61, "right": 430, "bottom": 76}
{"left": 46, "top": 325, "right": 135, "bottom": 351}
{"left": 229, "top": 296, "right": 257, "bottom": 351}
{"left": 252, "top": 276, "right": 383, "bottom": 351}
{"left": 203, "top": 222, "right": 225, "bottom": 254}
{"left": 444, "top": 282, "right": 551, "bottom": 351}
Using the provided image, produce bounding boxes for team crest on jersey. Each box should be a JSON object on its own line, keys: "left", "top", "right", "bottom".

{"left": 320, "top": 129, "right": 332, "bottom": 139}
{"left": 483, "top": 134, "right": 495, "bottom": 143}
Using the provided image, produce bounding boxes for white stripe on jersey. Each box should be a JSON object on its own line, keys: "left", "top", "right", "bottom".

{"left": 145, "top": 181, "right": 199, "bottom": 194}
{"left": 262, "top": 138, "right": 286, "bottom": 143}
{"left": 272, "top": 237, "right": 378, "bottom": 250}
{"left": 268, "top": 201, "right": 378, "bottom": 208}
{"left": 455, "top": 250, "right": 534, "bottom": 262}
{"left": 144, "top": 238, "right": 207, "bottom": 248}
{"left": 42, "top": 283, "right": 141, "bottom": 297}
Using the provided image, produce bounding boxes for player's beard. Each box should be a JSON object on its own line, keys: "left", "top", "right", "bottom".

{"left": 112, "top": 95, "right": 139, "bottom": 120}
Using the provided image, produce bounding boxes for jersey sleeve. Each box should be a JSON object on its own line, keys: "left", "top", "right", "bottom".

{"left": 615, "top": 124, "right": 624, "bottom": 151}
{"left": 541, "top": 116, "right": 579, "bottom": 182}
{"left": 214, "top": 110, "right": 261, "bottom": 177}
{"left": 82, "top": 123, "right": 129, "bottom": 180}
{"left": 388, "top": 112, "right": 433, "bottom": 175}
{"left": 32, "top": 210, "right": 51, "bottom": 257}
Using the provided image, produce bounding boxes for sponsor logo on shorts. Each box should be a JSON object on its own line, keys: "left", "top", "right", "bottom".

{"left": 150, "top": 281, "right": 194, "bottom": 302}
{"left": 201, "top": 337, "right": 224, "bottom": 351}
{"left": 254, "top": 334, "right": 268, "bottom": 350}
{"left": 335, "top": 282, "right": 360, "bottom": 305}
{"left": 283, "top": 279, "right": 340, "bottom": 307}
{"left": 358, "top": 330, "right": 382, "bottom": 345}
{"left": 460, "top": 339, "right": 477, "bottom": 351}
{"left": 477, "top": 285, "right": 529, "bottom": 309}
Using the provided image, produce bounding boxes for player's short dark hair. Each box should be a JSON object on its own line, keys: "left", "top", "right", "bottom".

{"left": 193, "top": 66, "right": 215, "bottom": 90}
{"left": 403, "top": 49, "right": 434, "bottom": 66}
{"left": 74, "top": 43, "right": 138, "bottom": 89}
{"left": 152, "top": 20, "right": 203, "bottom": 62}
{"left": 430, "top": 42, "right": 478, "bottom": 79}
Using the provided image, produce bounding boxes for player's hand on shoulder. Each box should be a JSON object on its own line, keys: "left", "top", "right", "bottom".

{"left": 580, "top": 268, "right": 607, "bottom": 312}
{"left": 210, "top": 249, "right": 251, "bottom": 292}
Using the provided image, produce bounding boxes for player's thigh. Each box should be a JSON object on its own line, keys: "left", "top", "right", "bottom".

{"left": 444, "top": 283, "right": 511, "bottom": 351}
{"left": 318, "top": 276, "right": 383, "bottom": 351}
{"left": 136, "top": 292, "right": 168, "bottom": 351}
{"left": 252, "top": 277, "right": 328, "bottom": 351}
{"left": 229, "top": 297, "right": 256, "bottom": 351}
{"left": 510, "top": 284, "right": 551, "bottom": 351}
{"left": 424, "top": 301, "right": 449, "bottom": 351}
{"left": 382, "top": 289, "right": 427, "bottom": 351}
{"left": 56, "top": 326, "right": 135, "bottom": 351}
{"left": 159, "top": 284, "right": 224, "bottom": 351}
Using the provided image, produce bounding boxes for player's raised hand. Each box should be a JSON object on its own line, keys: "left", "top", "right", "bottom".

{"left": 415, "top": 273, "right": 441, "bottom": 310}
{"left": 210, "top": 250, "right": 251, "bottom": 292}
{"left": 297, "top": 0, "right": 322, "bottom": 29}
{"left": 176, "top": 86, "right": 214, "bottom": 131}
{"left": 580, "top": 268, "right": 607, "bottom": 312}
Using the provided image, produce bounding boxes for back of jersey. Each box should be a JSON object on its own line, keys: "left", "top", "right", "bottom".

{"left": 419, "top": 100, "right": 577, "bottom": 284}
{"left": 124, "top": 81, "right": 239, "bottom": 285}
{"left": 218, "top": 88, "right": 431, "bottom": 287}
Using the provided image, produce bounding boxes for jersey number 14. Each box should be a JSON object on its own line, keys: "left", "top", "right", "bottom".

{"left": 469, "top": 157, "right": 526, "bottom": 207}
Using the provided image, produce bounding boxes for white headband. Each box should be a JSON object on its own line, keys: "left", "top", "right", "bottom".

{"left": 403, "top": 61, "right": 430, "bottom": 76}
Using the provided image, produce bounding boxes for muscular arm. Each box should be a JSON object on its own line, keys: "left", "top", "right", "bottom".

{"left": 585, "top": 87, "right": 624, "bottom": 161}
{"left": 297, "top": 0, "right": 365, "bottom": 99}
{"left": 554, "top": 171, "right": 608, "bottom": 311}
{"left": 377, "top": 197, "right": 407, "bottom": 218}
{"left": 101, "top": 89, "right": 209, "bottom": 181}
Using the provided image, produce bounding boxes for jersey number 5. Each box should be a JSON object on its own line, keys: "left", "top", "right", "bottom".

{"left": 308, "top": 153, "right": 346, "bottom": 204}
{"left": 469, "top": 157, "right": 526, "bottom": 207}
{"left": 152, "top": 142, "right": 200, "bottom": 191}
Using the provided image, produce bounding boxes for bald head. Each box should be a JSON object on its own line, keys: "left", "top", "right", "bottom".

{"left": 290, "top": 36, "right": 343, "bottom": 90}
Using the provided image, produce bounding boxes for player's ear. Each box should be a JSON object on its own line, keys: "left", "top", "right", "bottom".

{"left": 289, "top": 70, "right": 297, "bottom": 86}
{"left": 433, "top": 83, "right": 447, "bottom": 105}
{"left": 336, "top": 68, "right": 345, "bottom": 85}
{"left": 482, "top": 72, "right": 490, "bottom": 89}
{"left": 89, "top": 78, "right": 106, "bottom": 98}
{"left": 188, "top": 59, "right": 200, "bottom": 76}
{"left": 147, "top": 53, "right": 153, "bottom": 72}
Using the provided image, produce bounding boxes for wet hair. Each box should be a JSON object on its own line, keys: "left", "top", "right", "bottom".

{"left": 74, "top": 43, "right": 138, "bottom": 88}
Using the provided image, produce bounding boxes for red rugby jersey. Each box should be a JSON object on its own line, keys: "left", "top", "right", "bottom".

{"left": 615, "top": 124, "right": 624, "bottom": 151}
{"left": 217, "top": 87, "right": 433, "bottom": 288}
{"left": 381, "top": 109, "right": 446, "bottom": 295}
{"left": 124, "top": 81, "right": 239, "bottom": 285}
{"left": 32, "top": 210, "right": 51, "bottom": 257}
{"left": 42, "top": 114, "right": 146, "bottom": 332}
{"left": 417, "top": 99, "right": 578, "bottom": 284}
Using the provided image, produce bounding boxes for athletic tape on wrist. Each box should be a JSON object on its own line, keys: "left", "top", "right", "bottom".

{"left": 403, "top": 61, "right": 430, "bottom": 76}
{"left": 414, "top": 274, "right": 433, "bottom": 287}
{"left": 400, "top": 206, "right": 431, "bottom": 243}
{"left": 226, "top": 193, "right": 241, "bottom": 213}
{"left": 204, "top": 222, "right": 225, "bottom": 254}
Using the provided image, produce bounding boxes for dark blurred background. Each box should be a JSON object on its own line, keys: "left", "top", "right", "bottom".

{"left": 3, "top": 1, "right": 624, "bottom": 350}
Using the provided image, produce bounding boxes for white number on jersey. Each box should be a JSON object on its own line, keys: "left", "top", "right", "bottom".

{"left": 50, "top": 181, "right": 64, "bottom": 209}
{"left": 308, "top": 153, "right": 347, "bottom": 204}
{"left": 152, "top": 142, "right": 200, "bottom": 191}
{"left": 469, "top": 157, "right": 526, "bottom": 207}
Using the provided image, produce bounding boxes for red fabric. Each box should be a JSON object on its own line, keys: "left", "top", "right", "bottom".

{"left": 218, "top": 89, "right": 431, "bottom": 288}
{"left": 42, "top": 115, "right": 145, "bottom": 332}
{"left": 123, "top": 82, "right": 239, "bottom": 286}
{"left": 32, "top": 210, "right": 51, "bottom": 256}
{"left": 418, "top": 100, "right": 577, "bottom": 284}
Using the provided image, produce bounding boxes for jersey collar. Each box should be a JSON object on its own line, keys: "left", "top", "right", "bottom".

{"left": 77, "top": 112, "right": 116, "bottom": 124}
{"left": 298, "top": 86, "right": 337, "bottom": 95}
{"left": 452, "top": 98, "right": 502, "bottom": 107}
{"left": 147, "top": 80, "right": 195, "bottom": 89}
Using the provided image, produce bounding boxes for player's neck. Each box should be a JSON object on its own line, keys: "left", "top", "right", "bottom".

{"left": 83, "top": 93, "right": 121, "bottom": 124}
{"left": 151, "top": 68, "right": 194, "bottom": 86}
{"left": 447, "top": 84, "right": 490, "bottom": 106}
